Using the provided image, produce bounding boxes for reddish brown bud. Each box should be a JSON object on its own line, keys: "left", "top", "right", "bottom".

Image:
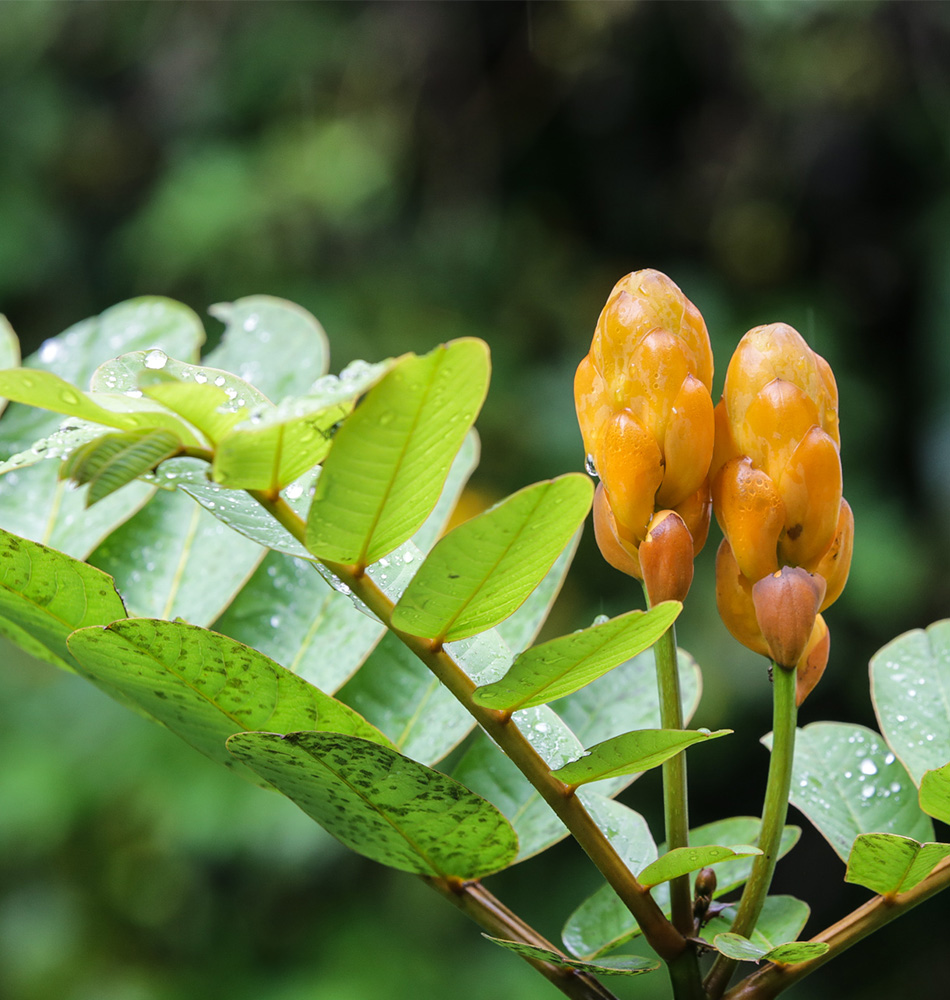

{"left": 752, "top": 566, "right": 827, "bottom": 669}
{"left": 639, "top": 509, "right": 695, "bottom": 605}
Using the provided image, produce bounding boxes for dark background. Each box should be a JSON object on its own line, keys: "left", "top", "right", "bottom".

{"left": 1, "top": 2, "right": 948, "bottom": 998}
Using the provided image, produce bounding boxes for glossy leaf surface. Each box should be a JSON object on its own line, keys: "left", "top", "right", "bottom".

{"left": 637, "top": 844, "right": 761, "bottom": 888}
{"left": 67, "top": 619, "right": 391, "bottom": 783}
{"left": 305, "top": 339, "right": 489, "bottom": 565}
{"left": 392, "top": 474, "right": 592, "bottom": 642}
{"left": 703, "top": 895, "right": 810, "bottom": 952}
{"left": 871, "top": 620, "right": 950, "bottom": 785}
{"left": 227, "top": 731, "right": 518, "bottom": 878}
{"left": 919, "top": 762, "right": 950, "bottom": 825}
{"left": 472, "top": 601, "right": 679, "bottom": 711}
{"left": 769, "top": 722, "right": 933, "bottom": 861}
{"left": 712, "top": 934, "right": 828, "bottom": 965}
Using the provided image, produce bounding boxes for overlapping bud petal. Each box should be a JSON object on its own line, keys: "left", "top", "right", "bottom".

{"left": 712, "top": 322, "right": 852, "bottom": 697}
{"left": 575, "top": 270, "right": 715, "bottom": 596}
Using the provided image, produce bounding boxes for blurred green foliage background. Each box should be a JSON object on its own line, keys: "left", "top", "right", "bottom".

{"left": 1, "top": 1, "right": 949, "bottom": 997}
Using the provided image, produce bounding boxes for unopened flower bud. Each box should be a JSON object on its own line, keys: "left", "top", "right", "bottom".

{"left": 752, "top": 567, "right": 827, "bottom": 669}
{"left": 640, "top": 510, "right": 695, "bottom": 605}
{"left": 592, "top": 483, "right": 641, "bottom": 578}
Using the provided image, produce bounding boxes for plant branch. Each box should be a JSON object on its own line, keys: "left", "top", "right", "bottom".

{"left": 249, "top": 492, "right": 688, "bottom": 963}
{"left": 722, "top": 855, "right": 950, "bottom": 1000}
{"left": 424, "top": 876, "right": 621, "bottom": 1000}
{"left": 705, "top": 662, "right": 797, "bottom": 999}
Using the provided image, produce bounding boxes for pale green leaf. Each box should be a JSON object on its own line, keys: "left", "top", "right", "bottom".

{"left": 767, "top": 722, "right": 934, "bottom": 861}
{"left": 0, "top": 420, "right": 111, "bottom": 475}
{"left": 712, "top": 933, "right": 828, "bottom": 965}
{"left": 88, "top": 488, "right": 264, "bottom": 626}
{"left": 919, "top": 762, "right": 950, "bottom": 825}
{"left": 206, "top": 295, "right": 330, "bottom": 399}
{"left": 0, "top": 527, "right": 126, "bottom": 671}
{"left": 551, "top": 728, "right": 730, "bottom": 786}
{"left": 481, "top": 937, "right": 658, "bottom": 976}
{"left": 226, "top": 731, "right": 518, "bottom": 878}
{"left": 870, "top": 619, "right": 950, "bottom": 786}
{"left": 845, "top": 832, "right": 950, "bottom": 895}
{"left": 637, "top": 845, "right": 761, "bottom": 888}
{"left": 0, "top": 314, "right": 21, "bottom": 417}
{"left": 305, "top": 339, "right": 490, "bottom": 565}
{"left": 472, "top": 601, "right": 680, "bottom": 711}
{"left": 67, "top": 619, "right": 391, "bottom": 785}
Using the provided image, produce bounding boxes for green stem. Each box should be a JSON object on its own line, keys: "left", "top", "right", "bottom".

{"left": 722, "top": 855, "right": 950, "bottom": 999}
{"left": 249, "top": 492, "right": 688, "bottom": 964}
{"left": 424, "top": 877, "right": 621, "bottom": 1000}
{"left": 704, "top": 662, "right": 798, "bottom": 999}
{"left": 651, "top": 617, "right": 704, "bottom": 1000}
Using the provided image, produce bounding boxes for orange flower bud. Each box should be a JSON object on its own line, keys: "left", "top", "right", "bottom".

{"left": 712, "top": 321, "right": 850, "bottom": 692}
{"left": 575, "top": 269, "right": 715, "bottom": 582}
{"left": 674, "top": 480, "right": 712, "bottom": 556}
{"left": 752, "top": 567, "right": 826, "bottom": 669}
{"left": 640, "top": 510, "right": 695, "bottom": 605}
{"left": 592, "top": 483, "right": 641, "bottom": 578}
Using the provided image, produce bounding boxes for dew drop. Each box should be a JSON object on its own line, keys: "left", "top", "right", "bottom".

{"left": 269, "top": 615, "right": 281, "bottom": 628}
{"left": 144, "top": 349, "right": 168, "bottom": 370}
{"left": 859, "top": 759, "right": 878, "bottom": 776}
{"left": 214, "top": 376, "right": 226, "bottom": 387}
{"left": 402, "top": 551, "right": 414, "bottom": 564}
{"left": 60, "top": 390, "right": 79, "bottom": 405}
{"left": 884, "top": 753, "right": 895, "bottom": 764}
{"left": 861, "top": 785, "right": 875, "bottom": 800}
{"left": 585, "top": 454, "right": 599, "bottom": 478}
{"left": 194, "top": 372, "right": 208, "bottom": 384}
{"left": 284, "top": 483, "right": 304, "bottom": 500}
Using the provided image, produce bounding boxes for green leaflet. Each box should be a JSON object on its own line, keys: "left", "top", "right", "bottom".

{"left": 88, "top": 488, "right": 264, "bottom": 627}
{"left": 205, "top": 296, "right": 330, "bottom": 401}
{"left": 60, "top": 428, "right": 182, "bottom": 506}
{"left": 0, "top": 368, "right": 200, "bottom": 444}
{"left": 472, "top": 601, "right": 680, "bottom": 711}
{"left": 67, "top": 619, "right": 392, "bottom": 786}
{"left": 845, "top": 832, "right": 950, "bottom": 895}
{"left": 561, "top": 818, "right": 801, "bottom": 959}
{"left": 551, "top": 728, "right": 730, "bottom": 786}
{"left": 712, "top": 933, "right": 828, "bottom": 966}
{"left": 392, "top": 475, "right": 592, "bottom": 642}
{"left": 0, "top": 314, "right": 20, "bottom": 417}
{"left": 0, "top": 527, "right": 126, "bottom": 672}
{"left": 481, "top": 938, "right": 658, "bottom": 977}
{"left": 305, "top": 339, "right": 490, "bottom": 565}
{"left": 870, "top": 619, "right": 950, "bottom": 786}
{"left": 766, "top": 723, "right": 933, "bottom": 862}
{"left": 919, "top": 762, "right": 950, "bottom": 825}
{"left": 703, "top": 895, "right": 810, "bottom": 952}
{"left": 211, "top": 360, "right": 389, "bottom": 491}
{"left": 637, "top": 844, "right": 762, "bottom": 889}
{"left": 226, "top": 731, "right": 518, "bottom": 879}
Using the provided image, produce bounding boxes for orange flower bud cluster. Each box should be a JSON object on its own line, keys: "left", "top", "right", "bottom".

{"left": 712, "top": 323, "right": 853, "bottom": 699}
{"left": 574, "top": 270, "right": 715, "bottom": 594}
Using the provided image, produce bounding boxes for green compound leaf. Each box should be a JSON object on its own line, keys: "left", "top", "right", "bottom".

{"left": 871, "top": 619, "right": 950, "bottom": 786}
{"left": 703, "top": 895, "right": 810, "bottom": 952}
{"left": 206, "top": 296, "right": 330, "bottom": 400}
{"left": 226, "top": 731, "right": 518, "bottom": 878}
{"left": 60, "top": 428, "right": 182, "bottom": 506}
{"left": 637, "top": 845, "right": 762, "bottom": 889}
{"left": 305, "top": 339, "right": 490, "bottom": 565}
{"left": 88, "top": 488, "right": 264, "bottom": 627}
{"left": 712, "top": 934, "right": 828, "bottom": 966}
{"left": 767, "top": 723, "right": 934, "bottom": 862}
{"left": 551, "top": 728, "right": 730, "bottom": 787}
{"left": 562, "top": 818, "right": 800, "bottom": 959}
{"left": 0, "top": 298, "right": 204, "bottom": 557}
{"left": 919, "top": 763, "right": 950, "bottom": 825}
{"left": 0, "top": 368, "right": 201, "bottom": 444}
{"left": 472, "top": 601, "right": 680, "bottom": 711}
{"left": 0, "top": 527, "right": 126, "bottom": 672}
{"left": 67, "top": 619, "right": 392, "bottom": 785}
{"left": 392, "top": 475, "right": 593, "bottom": 642}
{"left": 212, "top": 360, "right": 390, "bottom": 491}
{"left": 845, "top": 832, "right": 950, "bottom": 895}
{"left": 481, "top": 937, "right": 658, "bottom": 977}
